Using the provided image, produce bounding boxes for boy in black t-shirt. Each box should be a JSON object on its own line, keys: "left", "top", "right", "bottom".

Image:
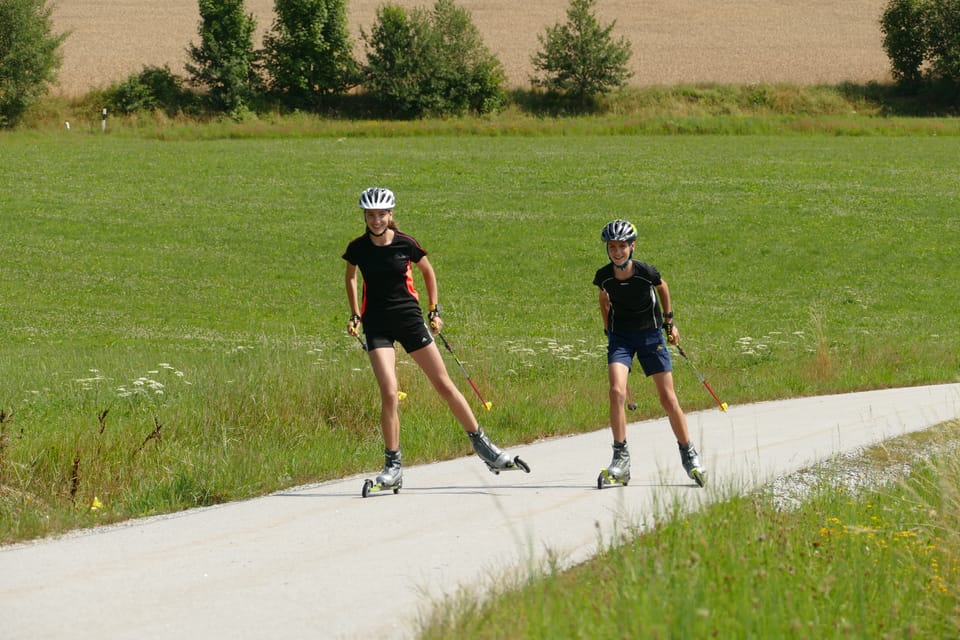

{"left": 593, "top": 219, "right": 705, "bottom": 488}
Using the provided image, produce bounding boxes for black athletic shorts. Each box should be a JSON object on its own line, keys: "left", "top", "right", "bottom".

{"left": 364, "top": 307, "right": 434, "bottom": 353}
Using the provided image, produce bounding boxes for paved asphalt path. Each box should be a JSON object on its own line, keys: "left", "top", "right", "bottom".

{"left": 3, "top": 383, "right": 960, "bottom": 639}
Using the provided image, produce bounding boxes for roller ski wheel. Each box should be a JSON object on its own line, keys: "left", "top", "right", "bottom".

{"left": 469, "top": 428, "right": 530, "bottom": 475}
{"left": 689, "top": 468, "right": 706, "bottom": 488}
{"left": 679, "top": 442, "right": 705, "bottom": 488}
{"left": 485, "top": 456, "right": 531, "bottom": 475}
{"left": 598, "top": 442, "right": 630, "bottom": 489}
{"left": 597, "top": 468, "right": 629, "bottom": 489}
{"left": 361, "top": 477, "right": 402, "bottom": 497}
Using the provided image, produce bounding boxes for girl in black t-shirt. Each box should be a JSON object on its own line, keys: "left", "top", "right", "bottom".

{"left": 343, "top": 187, "right": 529, "bottom": 495}
{"left": 594, "top": 219, "right": 705, "bottom": 489}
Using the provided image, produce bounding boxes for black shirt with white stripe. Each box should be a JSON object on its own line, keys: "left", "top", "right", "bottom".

{"left": 593, "top": 260, "right": 664, "bottom": 333}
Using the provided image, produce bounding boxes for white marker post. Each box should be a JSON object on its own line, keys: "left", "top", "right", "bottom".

{"left": 101, "top": 108, "right": 107, "bottom": 132}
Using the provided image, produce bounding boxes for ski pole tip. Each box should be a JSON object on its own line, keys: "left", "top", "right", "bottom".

{"left": 484, "top": 401, "right": 493, "bottom": 411}
{"left": 720, "top": 402, "right": 729, "bottom": 412}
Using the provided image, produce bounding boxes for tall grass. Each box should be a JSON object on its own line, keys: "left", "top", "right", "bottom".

{"left": 418, "top": 421, "right": 960, "bottom": 638}
{"left": 1, "top": 130, "right": 958, "bottom": 543}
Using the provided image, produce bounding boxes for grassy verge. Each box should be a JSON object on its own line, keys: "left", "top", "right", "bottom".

{"left": 20, "top": 82, "right": 960, "bottom": 139}
{"left": 1, "top": 122, "right": 958, "bottom": 544}
{"left": 418, "top": 420, "right": 960, "bottom": 638}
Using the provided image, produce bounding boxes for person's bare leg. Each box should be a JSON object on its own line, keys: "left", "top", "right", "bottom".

{"left": 608, "top": 363, "right": 630, "bottom": 443}
{"left": 408, "top": 342, "right": 479, "bottom": 433}
{"left": 368, "top": 347, "right": 401, "bottom": 450}
{"left": 651, "top": 371, "right": 691, "bottom": 445}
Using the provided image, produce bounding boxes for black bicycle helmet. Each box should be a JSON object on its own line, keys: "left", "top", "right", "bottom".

{"left": 601, "top": 219, "right": 637, "bottom": 243}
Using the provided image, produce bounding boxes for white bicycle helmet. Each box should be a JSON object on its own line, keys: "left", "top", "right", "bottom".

{"left": 601, "top": 219, "right": 637, "bottom": 243}
{"left": 359, "top": 187, "right": 395, "bottom": 210}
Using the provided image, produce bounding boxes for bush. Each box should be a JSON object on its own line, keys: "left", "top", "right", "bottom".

{"left": 105, "top": 66, "right": 195, "bottom": 116}
{"left": 263, "top": 0, "right": 358, "bottom": 110}
{"left": 530, "top": 0, "right": 632, "bottom": 104}
{"left": 361, "top": 0, "right": 505, "bottom": 118}
{"left": 0, "top": 0, "right": 66, "bottom": 128}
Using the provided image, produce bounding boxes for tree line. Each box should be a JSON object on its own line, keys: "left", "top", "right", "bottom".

{"left": 2, "top": 0, "right": 959, "bottom": 128}
{"left": 2, "top": 0, "right": 631, "bottom": 126}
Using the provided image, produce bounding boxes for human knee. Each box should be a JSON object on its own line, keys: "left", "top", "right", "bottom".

{"left": 379, "top": 385, "right": 399, "bottom": 406}
{"left": 658, "top": 389, "right": 682, "bottom": 413}
{"left": 429, "top": 373, "right": 459, "bottom": 399}
{"left": 609, "top": 385, "right": 627, "bottom": 405}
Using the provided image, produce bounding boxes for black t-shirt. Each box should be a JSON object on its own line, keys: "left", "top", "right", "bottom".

{"left": 342, "top": 231, "right": 427, "bottom": 319}
{"left": 593, "top": 260, "right": 664, "bottom": 333}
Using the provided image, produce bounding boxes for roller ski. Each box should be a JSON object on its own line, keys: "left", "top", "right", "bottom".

{"left": 597, "top": 441, "right": 630, "bottom": 489}
{"left": 680, "top": 441, "right": 706, "bottom": 488}
{"left": 361, "top": 449, "right": 403, "bottom": 497}
{"left": 469, "top": 428, "right": 530, "bottom": 475}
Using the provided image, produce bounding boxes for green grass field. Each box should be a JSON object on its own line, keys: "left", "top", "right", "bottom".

{"left": 1, "top": 127, "right": 958, "bottom": 544}
{"left": 2, "top": 113, "right": 959, "bottom": 635}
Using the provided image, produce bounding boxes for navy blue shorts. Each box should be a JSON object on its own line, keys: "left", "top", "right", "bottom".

{"left": 364, "top": 308, "right": 434, "bottom": 353}
{"left": 607, "top": 328, "right": 672, "bottom": 376}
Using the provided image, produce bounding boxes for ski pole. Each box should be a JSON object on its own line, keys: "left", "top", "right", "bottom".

{"left": 674, "top": 344, "right": 728, "bottom": 412}
{"left": 348, "top": 316, "right": 367, "bottom": 351}
{"left": 352, "top": 334, "right": 368, "bottom": 351}
{"left": 626, "top": 380, "right": 637, "bottom": 411}
{"left": 436, "top": 332, "right": 493, "bottom": 411}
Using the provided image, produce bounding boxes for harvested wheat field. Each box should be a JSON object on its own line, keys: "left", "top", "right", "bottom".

{"left": 51, "top": 0, "right": 892, "bottom": 96}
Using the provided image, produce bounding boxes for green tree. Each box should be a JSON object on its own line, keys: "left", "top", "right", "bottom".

{"left": 263, "top": 0, "right": 357, "bottom": 110}
{"left": 925, "top": 0, "right": 960, "bottom": 81}
{"left": 0, "top": 0, "right": 66, "bottom": 128}
{"left": 881, "top": 0, "right": 960, "bottom": 87}
{"left": 881, "top": 0, "right": 929, "bottom": 84}
{"left": 362, "top": 0, "right": 505, "bottom": 118}
{"left": 530, "top": 0, "right": 632, "bottom": 103}
{"left": 186, "top": 0, "right": 260, "bottom": 113}
{"left": 361, "top": 4, "right": 422, "bottom": 116}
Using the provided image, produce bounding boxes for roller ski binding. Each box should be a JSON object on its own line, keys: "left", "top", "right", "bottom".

{"left": 679, "top": 441, "right": 706, "bottom": 488}
{"left": 597, "top": 441, "right": 630, "bottom": 489}
{"left": 361, "top": 449, "right": 403, "bottom": 497}
{"left": 469, "top": 428, "right": 530, "bottom": 475}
